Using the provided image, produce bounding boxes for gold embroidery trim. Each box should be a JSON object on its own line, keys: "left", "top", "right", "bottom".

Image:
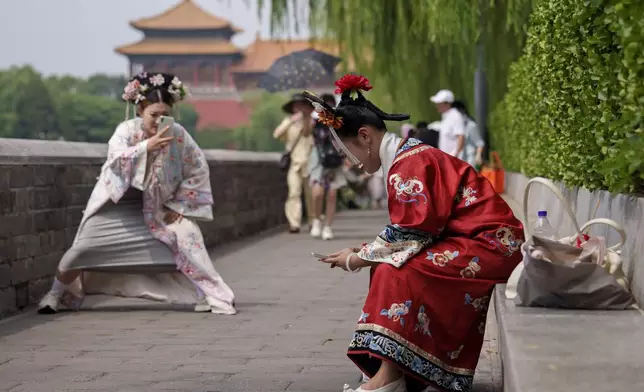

{"left": 392, "top": 145, "right": 431, "bottom": 166}
{"left": 353, "top": 323, "right": 475, "bottom": 376}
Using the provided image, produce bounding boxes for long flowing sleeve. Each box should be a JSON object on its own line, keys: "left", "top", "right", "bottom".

{"left": 102, "top": 121, "right": 149, "bottom": 203}
{"left": 358, "top": 147, "right": 458, "bottom": 268}
{"left": 163, "top": 127, "right": 214, "bottom": 221}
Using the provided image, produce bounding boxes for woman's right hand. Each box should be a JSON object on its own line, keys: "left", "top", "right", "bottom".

{"left": 146, "top": 125, "right": 174, "bottom": 152}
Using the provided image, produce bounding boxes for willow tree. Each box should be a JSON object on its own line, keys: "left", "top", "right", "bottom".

{"left": 258, "top": 0, "right": 534, "bottom": 124}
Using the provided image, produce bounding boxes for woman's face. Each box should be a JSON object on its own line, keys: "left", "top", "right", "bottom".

{"left": 341, "top": 125, "right": 383, "bottom": 174}
{"left": 292, "top": 101, "right": 313, "bottom": 115}
{"left": 139, "top": 102, "right": 172, "bottom": 136}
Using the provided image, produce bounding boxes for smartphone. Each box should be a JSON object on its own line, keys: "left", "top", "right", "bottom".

{"left": 311, "top": 252, "right": 329, "bottom": 259}
{"left": 158, "top": 115, "right": 175, "bottom": 132}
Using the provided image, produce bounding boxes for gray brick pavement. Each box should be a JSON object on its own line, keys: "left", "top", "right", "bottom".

{"left": 0, "top": 210, "right": 501, "bottom": 392}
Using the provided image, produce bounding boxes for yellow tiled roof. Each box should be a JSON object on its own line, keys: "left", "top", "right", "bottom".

{"left": 115, "top": 39, "right": 241, "bottom": 55}
{"left": 130, "top": 0, "right": 243, "bottom": 32}
{"left": 232, "top": 39, "right": 344, "bottom": 73}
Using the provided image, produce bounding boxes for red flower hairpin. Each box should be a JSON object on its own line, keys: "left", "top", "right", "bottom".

{"left": 334, "top": 74, "right": 373, "bottom": 95}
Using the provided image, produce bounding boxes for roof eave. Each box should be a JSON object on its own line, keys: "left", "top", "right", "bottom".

{"left": 129, "top": 21, "right": 243, "bottom": 34}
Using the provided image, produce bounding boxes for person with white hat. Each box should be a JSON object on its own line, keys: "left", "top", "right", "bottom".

{"left": 430, "top": 89, "right": 466, "bottom": 159}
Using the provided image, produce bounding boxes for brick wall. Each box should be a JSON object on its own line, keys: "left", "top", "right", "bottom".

{"left": 0, "top": 139, "right": 287, "bottom": 318}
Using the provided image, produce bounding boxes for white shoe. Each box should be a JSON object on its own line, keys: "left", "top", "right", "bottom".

{"left": 197, "top": 296, "right": 237, "bottom": 315}
{"left": 38, "top": 290, "right": 61, "bottom": 314}
{"left": 38, "top": 289, "right": 84, "bottom": 314}
{"left": 210, "top": 306, "right": 237, "bottom": 315}
{"left": 322, "top": 226, "right": 334, "bottom": 241}
{"left": 343, "top": 377, "right": 406, "bottom": 392}
{"left": 194, "top": 298, "right": 211, "bottom": 312}
{"left": 310, "top": 219, "right": 322, "bottom": 238}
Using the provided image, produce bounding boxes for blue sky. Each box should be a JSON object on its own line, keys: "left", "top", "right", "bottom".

{"left": 0, "top": 0, "right": 309, "bottom": 77}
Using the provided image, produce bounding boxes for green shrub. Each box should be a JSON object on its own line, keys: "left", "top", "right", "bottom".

{"left": 490, "top": 0, "right": 644, "bottom": 194}
{"left": 195, "top": 128, "right": 236, "bottom": 149}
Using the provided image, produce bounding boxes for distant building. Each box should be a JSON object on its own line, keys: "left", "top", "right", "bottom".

{"left": 115, "top": 0, "right": 341, "bottom": 130}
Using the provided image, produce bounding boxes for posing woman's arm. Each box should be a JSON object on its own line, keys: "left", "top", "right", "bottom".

{"left": 102, "top": 122, "right": 149, "bottom": 203}
{"left": 163, "top": 126, "right": 214, "bottom": 221}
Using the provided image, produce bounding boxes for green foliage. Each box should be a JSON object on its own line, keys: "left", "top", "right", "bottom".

{"left": 261, "top": 0, "right": 534, "bottom": 124}
{"left": 0, "top": 67, "right": 200, "bottom": 144}
{"left": 175, "top": 103, "right": 199, "bottom": 137}
{"left": 195, "top": 128, "right": 237, "bottom": 149}
{"left": 55, "top": 92, "right": 123, "bottom": 142}
{"left": 45, "top": 73, "right": 127, "bottom": 98}
{"left": 194, "top": 92, "right": 289, "bottom": 152}
{"left": 0, "top": 66, "right": 60, "bottom": 139}
{"left": 234, "top": 92, "right": 287, "bottom": 152}
{"left": 490, "top": 0, "right": 644, "bottom": 194}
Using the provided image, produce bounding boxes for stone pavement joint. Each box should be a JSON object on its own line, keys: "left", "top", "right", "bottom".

{"left": 0, "top": 210, "right": 501, "bottom": 392}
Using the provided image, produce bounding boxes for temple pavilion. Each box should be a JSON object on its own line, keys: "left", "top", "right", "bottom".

{"left": 115, "top": 0, "right": 341, "bottom": 130}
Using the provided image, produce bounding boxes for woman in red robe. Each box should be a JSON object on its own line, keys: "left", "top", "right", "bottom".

{"left": 306, "top": 75, "right": 524, "bottom": 392}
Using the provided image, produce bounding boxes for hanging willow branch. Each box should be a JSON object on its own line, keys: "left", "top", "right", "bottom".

{"left": 255, "top": 0, "right": 535, "bottom": 123}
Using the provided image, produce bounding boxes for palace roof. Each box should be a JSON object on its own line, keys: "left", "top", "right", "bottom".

{"left": 116, "top": 1, "right": 352, "bottom": 73}
{"left": 232, "top": 38, "right": 341, "bottom": 73}
{"left": 130, "top": 0, "right": 243, "bottom": 32}
{"left": 115, "top": 39, "right": 241, "bottom": 56}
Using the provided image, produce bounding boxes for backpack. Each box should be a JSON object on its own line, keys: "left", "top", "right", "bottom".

{"left": 314, "top": 123, "right": 344, "bottom": 169}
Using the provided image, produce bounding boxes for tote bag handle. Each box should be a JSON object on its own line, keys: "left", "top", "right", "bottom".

{"left": 580, "top": 218, "right": 626, "bottom": 252}
{"left": 491, "top": 151, "right": 504, "bottom": 170}
{"left": 522, "top": 177, "right": 582, "bottom": 240}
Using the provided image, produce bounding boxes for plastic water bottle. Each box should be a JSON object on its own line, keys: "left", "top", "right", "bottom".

{"left": 533, "top": 210, "right": 558, "bottom": 240}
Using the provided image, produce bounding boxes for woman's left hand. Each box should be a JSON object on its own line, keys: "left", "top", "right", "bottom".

{"left": 475, "top": 155, "right": 483, "bottom": 166}
{"left": 320, "top": 247, "right": 368, "bottom": 271}
{"left": 164, "top": 210, "right": 183, "bottom": 225}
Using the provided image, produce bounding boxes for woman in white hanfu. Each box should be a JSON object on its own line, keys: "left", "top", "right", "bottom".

{"left": 38, "top": 72, "right": 235, "bottom": 315}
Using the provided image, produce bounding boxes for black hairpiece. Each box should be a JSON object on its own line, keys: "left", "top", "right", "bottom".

{"left": 303, "top": 74, "right": 411, "bottom": 137}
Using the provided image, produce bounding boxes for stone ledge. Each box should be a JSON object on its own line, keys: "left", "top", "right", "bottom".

{"left": 494, "top": 285, "right": 644, "bottom": 392}
{"left": 0, "top": 138, "right": 280, "bottom": 165}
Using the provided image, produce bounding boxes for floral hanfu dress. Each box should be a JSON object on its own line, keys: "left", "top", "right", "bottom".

{"left": 348, "top": 138, "right": 524, "bottom": 392}
{"left": 54, "top": 118, "right": 235, "bottom": 314}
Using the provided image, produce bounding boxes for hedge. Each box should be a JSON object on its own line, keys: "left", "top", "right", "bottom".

{"left": 490, "top": 0, "right": 644, "bottom": 194}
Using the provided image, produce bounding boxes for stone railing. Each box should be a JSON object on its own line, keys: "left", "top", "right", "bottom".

{"left": 503, "top": 172, "right": 644, "bottom": 305}
{"left": 0, "top": 138, "right": 287, "bottom": 318}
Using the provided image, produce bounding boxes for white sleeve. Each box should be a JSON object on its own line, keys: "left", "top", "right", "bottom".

{"left": 469, "top": 122, "right": 485, "bottom": 148}
{"left": 452, "top": 112, "right": 466, "bottom": 136}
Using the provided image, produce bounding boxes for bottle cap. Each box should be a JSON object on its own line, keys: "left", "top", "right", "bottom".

{"left": 537, "top": 210, "right": 547, "bottom": 217}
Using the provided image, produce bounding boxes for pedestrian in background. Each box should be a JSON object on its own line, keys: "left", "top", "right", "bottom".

{"left": 430, "top": 89, "right": 466, "bottom": 159}
{"left": 308, "top": 93, "right": 347, "bottom": 240}
{"left": 452, "top": 100, "right": 485, "bottom": 170}
{"left": 273, "top": 93, "right": 315, "bottom": 233}
{"left": 400, "top": 123, "right": 415, "bottom": 139}
{"left": 413, "top": 120, "right": 439, "bottom": 148}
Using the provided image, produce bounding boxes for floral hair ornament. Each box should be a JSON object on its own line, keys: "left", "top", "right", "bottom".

{"left": 121, "top": 72, "right": 189, "bottom": 120}
{"left": 334, "top": 74, "right": 373, "bottom": 97}
{"left": 304, "top": 74, "right": 410, "bottom": 170}
{"left": 335, "top": 73, "right": 409, "bottom": 123}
